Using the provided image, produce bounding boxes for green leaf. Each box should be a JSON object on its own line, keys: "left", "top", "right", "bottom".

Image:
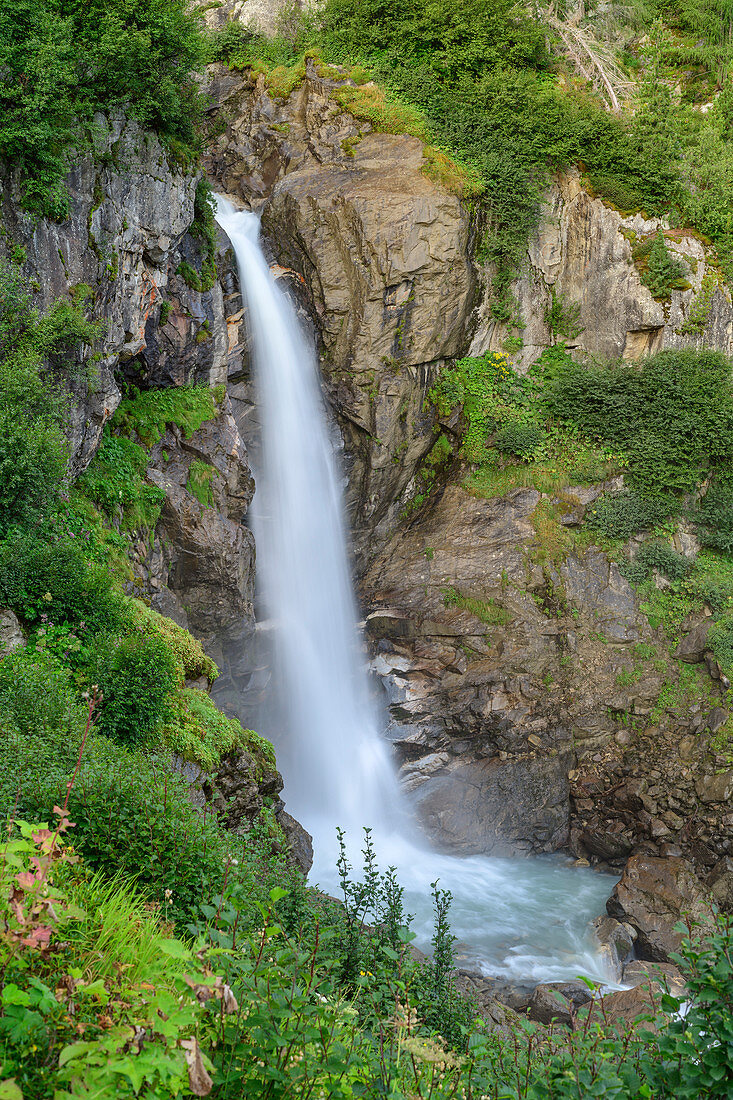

{"left": 158, "top": 938, "right": 192, "bottom": 959}
{"left": 0, "top": 1081, "right": 23, "bottom": 1100}
{"left": 1, "top": 987, "right": 29, "bottom": 1008}
{"left": 58, "top": 1041, "right": 97, "bottom": 1068}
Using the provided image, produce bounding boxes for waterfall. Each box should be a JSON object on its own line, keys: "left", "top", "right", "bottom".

{"left": 215, "top": 197, "right": 619, "bottom": 985}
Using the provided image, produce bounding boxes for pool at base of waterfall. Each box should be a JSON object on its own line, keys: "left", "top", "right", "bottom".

{"left": 308, "top": 826, "right": 619, "bottom": 986}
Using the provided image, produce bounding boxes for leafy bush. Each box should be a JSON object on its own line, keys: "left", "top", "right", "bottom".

{"left": 163, "top": 688, "right": 251, "bottom": 770}
{"left": 622, "top": 539, "right": 693, "bottom": 585}
{"left": 0, "top": 649, "right": 84, "bottom": 739}
{"left": 0, "top": 0, "right": 208, "bottom": 216}
{"left": 494, "top": 420, "right": 544, "bottom": 458}
{"left": 586, "top": 490, "right": 674, "bottom": 540}
{"left": 91, "top": 632, "right": 178, "bottom": 744}
{"left": 693, "top": 484, "right": 733, "bottom": 553}
{"left": 633, "top": 229, "right": 690, "bottom": 299}
{"left": 129, "top": 600, "right": 218, "bottom": 685}
{"left": 0, "top": 532, "right": 126, "bottom": 633}
{"left": 545, "top": 349, "right": 733, "bottom": 494}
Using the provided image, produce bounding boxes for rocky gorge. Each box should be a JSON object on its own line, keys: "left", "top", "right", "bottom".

{"left": 2, "top": 0, "right": 732, "bottom": 1028}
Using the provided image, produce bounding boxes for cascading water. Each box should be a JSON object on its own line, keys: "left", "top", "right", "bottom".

{"left": 215, "top": 197, "right": 618, "bottom": 985}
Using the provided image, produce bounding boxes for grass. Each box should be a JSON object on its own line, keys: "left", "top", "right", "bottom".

{"left": 113, "top": 385, "right": 224, "bottom": 448}
{"left": 529, "top": 499, "right": 573, "bottom": 566}
{"left": 186, "top": 460, "right": 216, "bottom": 508}
{"left": 442, "top": 586, "right": 512, "bottom": 625}
{"left": 67, "top": 872, "right": 183, "bottom": 985}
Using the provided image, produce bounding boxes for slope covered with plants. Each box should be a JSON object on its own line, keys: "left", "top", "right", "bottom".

{"left": 1, "top": 0, "right": 733, "bottom": 1096}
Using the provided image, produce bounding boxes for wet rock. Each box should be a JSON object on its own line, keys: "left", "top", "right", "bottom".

{"left": 278, "top": 810, "right": 314, "bottom": 875}
{"left": 411, "top": 752, "right": 572, "bottom": 856}
{"left": 622, "top": 960, "right": 686, "bottom": 995}
{"left": 0, "top": 610, "right": 24, "bottom": 656}
{"left": 453, "top": 973, "right": 528, "bottom": 1035}
{"left": 606, "top": 855, "right": 708, "bottom": 961}
{"left": 592, "top": 915, "right": 635, "bottom": 981}
{"left": 527, "top": 982, "right": 593, "bottom": 1025}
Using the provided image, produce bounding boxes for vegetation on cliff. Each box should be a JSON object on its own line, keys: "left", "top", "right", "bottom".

{"left": 0, "top": 0, "right": 208, "bottom": 216}
{"left": 214, "top": 0, "right": 733, "bottom": 326}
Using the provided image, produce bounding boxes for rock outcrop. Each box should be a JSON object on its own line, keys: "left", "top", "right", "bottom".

{"left": 606, "top": 854, "right": 710, "bottom": 961}
{"left": 471, "top": 169, "right": 733, "bottom": 371}
{"left": 362, "top": 482, "right": 675, "bottom": 856}
{"left": 130, "top": 398, "right": 256, "bottom": 639}
{"left": 205, "top": 61, "right": 475, "bottom": 560}
{"left": 0, "top": 116, "right": 227, "bottom": 475}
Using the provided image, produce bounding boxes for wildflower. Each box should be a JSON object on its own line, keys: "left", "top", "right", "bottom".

{"left": 43, "top": 592, "right": 52, "bottom": 602}
{"left": 164, "top": 888, "right": 173, "bottom": 901}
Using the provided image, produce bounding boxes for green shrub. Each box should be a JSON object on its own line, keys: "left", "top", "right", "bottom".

{"left": 693, "top": 485, "right": 733, "bottom": 553}
{"left": 129, "top": 599, "right": 218, "bottom": 685}
{"left": 186, "top": 459, "right": 216, "bottom": 507}
{"left": 622, "top": 539, "right": 692, "bottom": 585}
{"left": 586, "top": 490, "right": 674, "bottom": 540}
{"left": 0, "top": 0, "right": 208, "bottom": 217}
{"left": 0, "top": 532, "right": 126, "bottom": 633}
{"left": 633, "top": 229, "right": 689, "bottom": 299}
{"left": 545, "top": 349, "right": 733, "bottom": 494}
{"left": 0, "top": 648, "right": 84, "bottom": 739}
{"left": 162, "top": 687, "right": 248, "bottom": 770}
{"left": 91, "top": 632, "right": 178, "bottom": 744}
{"left": 494, "top": 420, "right": 544, "bottom": 458}
{"left": 708, "top": 614, "right": 733, "bottom": 674}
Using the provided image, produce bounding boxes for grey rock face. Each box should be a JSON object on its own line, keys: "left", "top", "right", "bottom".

{"left": 471, "top": 169, "right": 733, "bottom": 371}
{"left": 0, "top": 117, "right": 227, "bottom": 475}
{"left": 0, "top": 610, "right": 24, "bottom": 656}
{"left": 362, "top": 483, "right": 667, "bottom": 856}
{"left": 131, "top": 397, "right": 256, "bottom": 638}
{"left": 206, "top": 62, "right": 475, "bottom": 562}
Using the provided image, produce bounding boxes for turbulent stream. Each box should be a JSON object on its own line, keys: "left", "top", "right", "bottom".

{"left": 215, "top": 197, "right": 617, "bottom": 985}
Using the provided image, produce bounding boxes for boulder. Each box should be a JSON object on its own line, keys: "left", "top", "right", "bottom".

{"left": 586, "top": 984, "right": 663, "bottom": 1031}
{"left": 0, "top": 610, "right": 24, "bottom": 656}
{"left": 591, "top": 915, "right": 636, "bottom": 982}
{"left": 606, "top": 855, "right": 708, "bottom": 961}
{"left": 622, "top": 960, "right": 686, "bottom": 996}
{"left": 673, "top": 619, "right": 712, "bottom": 663}
{"left": 695, "top": 771, "right": 733, "bottom": 804}
{"left": 527, "top": 982, "right": 593, "bottom": 1025}
{"left": 277, "top": 810, "right": 314, "bottom": 875}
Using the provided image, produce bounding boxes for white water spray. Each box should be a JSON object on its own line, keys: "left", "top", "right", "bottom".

{"left": 216, "top": 197, "right": 618, "bottom": 984}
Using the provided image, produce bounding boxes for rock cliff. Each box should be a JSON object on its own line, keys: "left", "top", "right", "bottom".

{"left": 472, "top": 169, "right": 733, "bottom": 370}
{"left": 0, "top": 116, "right": 228, "bottom": 475}
{"left": 205, "top": 61, "right": 475, "bottom": 560}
